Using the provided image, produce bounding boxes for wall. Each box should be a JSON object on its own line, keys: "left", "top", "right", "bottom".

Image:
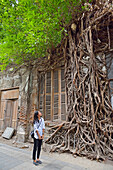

{"left": 0, "top": 66, "right": 38, "bottom": 142}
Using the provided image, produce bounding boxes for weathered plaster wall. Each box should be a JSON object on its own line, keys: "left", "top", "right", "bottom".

{"left": 0, "top": 67, "right": 38, "bottom": 142}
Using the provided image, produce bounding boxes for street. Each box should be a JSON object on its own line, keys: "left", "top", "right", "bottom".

{"left": 0, "top": 142, "right": 87, "bottom": 170}
{"left": 0, "top": 142, "right": 113, "bottom": 170}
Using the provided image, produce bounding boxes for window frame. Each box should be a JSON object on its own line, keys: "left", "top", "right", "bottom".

{"left": 39, "top": 68, "right": 66, "bottom": 121}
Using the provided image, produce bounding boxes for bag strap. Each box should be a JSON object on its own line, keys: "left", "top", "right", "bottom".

{"left": 37, "top": 118, "right": 42, "bottom": 129}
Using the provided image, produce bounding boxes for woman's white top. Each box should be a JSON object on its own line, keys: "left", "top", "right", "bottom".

{"left": 34, "top": 117, "right": 45, "bottom": 139}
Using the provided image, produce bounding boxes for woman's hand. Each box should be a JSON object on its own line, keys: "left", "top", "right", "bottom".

{"left": 38, "top": 135, "right": 42, "bottom": 140}
{"left": 41, "top": 134, "right": 44, "bottom": 140}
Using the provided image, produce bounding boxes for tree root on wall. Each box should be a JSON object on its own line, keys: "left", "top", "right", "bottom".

{"left": 46, "top": 1, "right": 113, "bottom": 161}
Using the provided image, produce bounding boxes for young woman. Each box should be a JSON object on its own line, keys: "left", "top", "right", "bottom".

{"left": 33, "top": 111, "right": 45, "bottom": 166}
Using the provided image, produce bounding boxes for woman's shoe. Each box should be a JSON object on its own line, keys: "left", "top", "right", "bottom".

{"left": 36, "top": 160, "right": 42, "bottom": 164}
{"left": 33, "top": 161, "right": 39, "bottom": 166}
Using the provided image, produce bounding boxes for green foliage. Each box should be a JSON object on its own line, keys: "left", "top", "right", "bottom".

{"left": 0, "top": 0, "right": 88, "bottom": 70}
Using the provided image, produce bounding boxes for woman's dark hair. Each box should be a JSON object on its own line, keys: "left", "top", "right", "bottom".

{"left": 33, "top": 111, "right": 39, "bottom": 124}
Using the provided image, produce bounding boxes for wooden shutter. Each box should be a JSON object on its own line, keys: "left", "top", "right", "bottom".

{"left": 61, "top": 94, "right": 66, "bottom": 120}
{"left": 46, "top": 72, "right": 51, "bottom": 93}
{"left": 54, "top": 94, "right": 59, "bottom": 120}
{"left": 39, "top": 68, "right": 66, "bottom": 121}
{"left": 53, "top": 70, "right": 59, "bottom": 120}
{"left": 61, "top": 69, "right": 66, "bottom": 120}
{"left": 61, "top": 69, "right": 65, "bottom": 92}
{"left": 40, "top": 76, "right": 45, "bottom": 95}
{"left": 45, "top": 72, "right": 51, "bottom": 120}
{"left": 54, "top": 70, "right": 59, "bottom": 93}
{"left": 39, "top": 95, "right": 43, "bottom": 114}
{"left": 39, "top": 75, "right": 45, "bottom": 117}
{"left": 46, "top": 95, "right": 51, "bottom": 120}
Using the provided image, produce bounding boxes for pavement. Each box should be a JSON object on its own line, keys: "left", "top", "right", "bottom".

{"left": 0, "top": 142, "right": 113, "bottom": 170}
{"left": 0, "top": 142, "right": 88, "bottom": 170}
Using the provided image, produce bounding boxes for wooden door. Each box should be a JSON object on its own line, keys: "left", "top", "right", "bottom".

{"left": 12, "top": 100, "right": 18, "bottom": 129}
{"left": 0, "top": 101, "right": 6, "bottom": 131}
{"left": 4, "top": 100, "right": 13, "bottom": 129}
{"left": 0, "top": 88, "right": 19, "bottom": 131}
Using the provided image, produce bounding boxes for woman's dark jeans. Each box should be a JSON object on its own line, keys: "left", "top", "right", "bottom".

{"left": 33, "top": 138, "right": 42, "bottom": 160}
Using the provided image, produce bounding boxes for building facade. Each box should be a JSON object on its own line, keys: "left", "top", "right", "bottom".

{"left": 0, "top": 61, "right": 67, "bottom": 142}
{"left": 0, "top": 55, "right": 113, "bottom": 142}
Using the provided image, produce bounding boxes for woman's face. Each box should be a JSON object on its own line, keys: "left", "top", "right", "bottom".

{"left": 38, "top": 111, "right": 42, "bottom": 117}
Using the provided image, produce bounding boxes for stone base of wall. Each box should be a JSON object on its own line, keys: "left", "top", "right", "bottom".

{"left": 17, "top": 125, "right": 26, "bottom": 143}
